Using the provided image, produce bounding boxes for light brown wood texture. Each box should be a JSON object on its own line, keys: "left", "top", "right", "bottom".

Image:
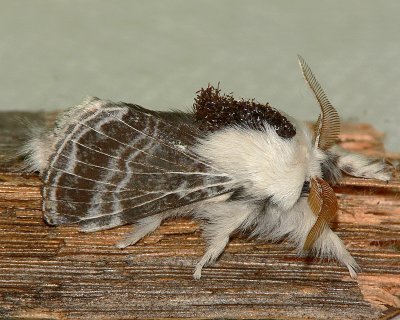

{"left": 0, "top": 113, "right": 399, "bottom": 319}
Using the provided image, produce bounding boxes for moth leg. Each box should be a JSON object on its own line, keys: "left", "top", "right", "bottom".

{"left": 115, "top": 214, "right": 164, "bottom": 249}
{"left": 333, "top": 147, "right": 391, "bottom": 181}
{"left": 193, "top": 202, "right": 253, "bottom": 280}
{"left": 193, "top": 234, "right": 230, "bottom": 280}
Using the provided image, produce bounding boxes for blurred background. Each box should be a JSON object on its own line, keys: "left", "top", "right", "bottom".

{"left": 1, "top": 0, "right": 399, "bottom": 151}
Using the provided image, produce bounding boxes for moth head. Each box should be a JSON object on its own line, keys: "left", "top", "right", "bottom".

{"left": 298, "top": 55, "right": 341, "bottom": 250}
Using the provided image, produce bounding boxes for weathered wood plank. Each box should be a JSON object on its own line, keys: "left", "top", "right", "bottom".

{"left": 0, "top": 112, "right": 399, "bottom": 319}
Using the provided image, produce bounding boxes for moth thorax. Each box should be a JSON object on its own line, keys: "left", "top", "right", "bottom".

{"left": 193, "top": 85, "right": 296, "bottom": 138}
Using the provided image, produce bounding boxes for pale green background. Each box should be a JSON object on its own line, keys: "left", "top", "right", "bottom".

{"left": 1, "top": 0, "right": 399, "bottom": 151}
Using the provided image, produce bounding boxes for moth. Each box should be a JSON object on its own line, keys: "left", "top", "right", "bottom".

{"left": 23, "top": 56, "right": 391, "bottom": 279}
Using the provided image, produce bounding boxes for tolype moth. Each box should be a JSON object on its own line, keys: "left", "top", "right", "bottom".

{"left": 22, "top": 56, "right": 391, "bottom": 279}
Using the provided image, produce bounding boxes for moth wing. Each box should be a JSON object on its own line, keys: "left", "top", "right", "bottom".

{"left": 42, "top": 98, "right": 235, "bottom": 232}
{"left": 304, "top": 177, "right": 339, "bottom": 250}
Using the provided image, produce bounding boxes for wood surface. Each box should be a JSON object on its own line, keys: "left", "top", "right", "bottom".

{"left": 0, "top": 112, "right": 399, "bottom": 319}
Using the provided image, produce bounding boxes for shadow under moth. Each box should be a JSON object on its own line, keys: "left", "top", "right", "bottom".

{"left": 22, "top": 56, "right": 391, "bottom": 279}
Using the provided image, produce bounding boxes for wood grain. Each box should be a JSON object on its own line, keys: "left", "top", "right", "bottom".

{"left": 0, "top": 112, "right": 399, "bottom": 319}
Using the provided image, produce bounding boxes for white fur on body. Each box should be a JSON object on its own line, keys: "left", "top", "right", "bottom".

{"left": 194, "top": 121, "right": 324, "bottom": 210}
{"left": 23, "top": 100, "right": 391, "bottom": 279}
{"left": 116, "top": 121, "right": 390, "bottom": 279}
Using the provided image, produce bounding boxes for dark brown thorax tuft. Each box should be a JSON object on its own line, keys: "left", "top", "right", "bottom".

{"left": 193, "top": 85, "right": 296, "bottom": 139}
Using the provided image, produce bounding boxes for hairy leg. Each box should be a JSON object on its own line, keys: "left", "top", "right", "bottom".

{"left": 193, "top": 201, "right": 255, "bottom": 279}
{"left": 115, "top": 214, "right": 164, "bottom": 249}
{"left": 333, "top": 146, "right": 391, "bottom": 181}
{"left": 193, "top": 233, "right": 230, "bottom": 280}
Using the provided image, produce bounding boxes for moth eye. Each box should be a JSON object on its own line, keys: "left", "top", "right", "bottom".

{"left": 301, "top": 180, "right": 310, "bottom": 196}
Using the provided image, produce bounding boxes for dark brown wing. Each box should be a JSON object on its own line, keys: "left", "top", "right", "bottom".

{"left": 42, "top": 98, "right": 236, "bottom": 232}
